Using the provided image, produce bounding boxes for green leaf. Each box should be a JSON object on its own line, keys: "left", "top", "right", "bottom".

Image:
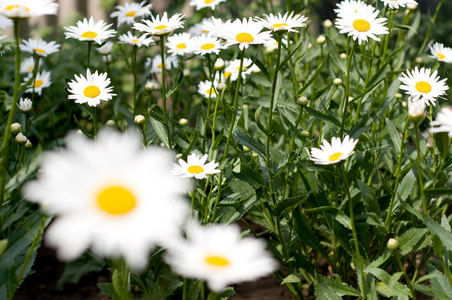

{"left": 233, "top": 131, "right": 266, "bottom": 159}
{"left": 232, "top": 163, "right": 266, "bottom": 187}
{"left": 398, "top": 228, "right": 428, "bottom": 256}
{"left": 293, "top": 211, "right": 330, "bottom": 260}
{"left": 314, "top": 278, "right": 342, "bottom": 300}
{"left": 97, "top": 282, "right": 114, "bottom": 297}
{"left": 166, "top": 69, "right": 184, "bottom": 98}
{"left": 326, "top": 35, "right": 346, "bottom": 74}
{"left": 274, "top": 195, "right": 308, "bottom": 217}
{"left": 0, "top": 240, "right": 7, "bottom": 258}
{"left": 73, "top": 115, "right": 94, "bottom": 139}
{"left": 318, "top": 276, "right": 361, "bottom": 297}
{"left": 396, "top": 170, "right": 415, "bottom": 203}
{"left": 250, "top": 55, "right": 272, "bottom": 82}
{"left": 427, "top": 264, "right": 452, "bottom": 298}
{"left": 366, "top": 249, "right": 391, "bottom": 270}
{"left": 385, "top": 118, "right": 401, "bottom": 154}
{"left": 282, "top": 273, "right": 302, "bottom": 284}
{"left": 298, "top": 55, "right": 329, "bottom": 95}
{"left": 57, "top": 253, "right": 105, "bottom": 289}
{"left": 422, "top": 213, "right": 452, "bottom": 249}
{"left": 150, "top": 118, "right": 169, "bottom": 149}
{"left": 272, "top": 74, "right": 282, "bottom": 112}
{"left": 181, "top": 132, "right": 199, "bottom": 159}
{"left": 255, "top": 106, "right": 273, "bottom": 136}
{"left": 304, "top": 106, "right": 341, "bottom": 127}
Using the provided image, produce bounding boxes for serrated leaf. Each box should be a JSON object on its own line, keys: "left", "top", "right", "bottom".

{"left": 385, "top": 118, "right": 401, "bottom": 154}
{"left": 166, "top": 69, "right": 184, "bottom": 98}
{"left": 250, "top": 55, "right": 272, "bottom": 82}
{"left": 233, "top": 131, "right": 266, "bottom": 159}
{"left": 232, "top": 163, "right": 266, "bottom": 187}
{"left": 326, "top": 35, "right": 346, "bottom": 74}
{"left": 317, "top": 276, "right": 361, "bottom": 297}
{"left": 282, "top": 273, "right": 302, "bottom": 284}
{"left": 396, "top": 170, "right": 415, "bottom": 203}
{"left": 304, "top": 106, "right": 341, "bottom": 127}
{"left": 423, "top": 213, "right": 452, "bottom": 249}
{"left": 97, "top": 282, "right": 114, "bottom": 297}
{"left": 314, "top": 278, "right": 342, "bottom": 300}
{"left": 398, "top": 227, "right": 428, "bottom": 256}
{"left": 293, "top": 211, "right": 330, "bottom": 260}
{"left": 150, "top": 118, "right": 169, "bottom": 149}
{"left": 427, "top": 264, "right": 452, "bottom": 298}
{"left": 272, "top": 74, "right": 282, "bottom": 112}
{"left": 274, "top": 195, "right": 307, "bottom": 217}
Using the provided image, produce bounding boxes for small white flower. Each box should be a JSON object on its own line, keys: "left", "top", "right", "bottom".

{"left": 0, "top": 0, "right": 58, "bottom": 19}
{"left": 20, "top": 56, "right": 42, "bottom": 74}
{"left": 189, "top": 0, "right": 225, "bottom": 10}
{"left": 223, "top": 58, "right": 259, "bottom": 82}
{"left": 133, "top": 12, "right": 185, "bottom": 36}
{"left": 381, "top": 0, "right": 418, "bottom": 9}
{"left": 399, "top": 67, "right": 449, "bottom": 106}
{"left": 18, "top": 97, "right": 32, "bottom": 112}
{"left": 24, "top": 70, "right": 51, "bottom": 95}
{"left": 118, "top": 31, "right": 154, "bottom": 47}
{"left": 407, "top": 98, "right": 425, "bottom": 120}
{"left": 146, "top": 54, "right": 179, "bottom": 74}
{"left": 310, "top": 135, "right": 358, "bottom": 165}
{"left": 64, "top": 17, "right": 116, "bottom": 45}
{"left": 67, "top": 69, "right": 116, "bottom": 107}
{"left": 201, "top": 17, "right": 227, "bottom": 37}
{"left": 256, "top": 12, "right": 308, "bottom": 33}
{"left": 197, "top": 80, "right": 218, "bottom": 99}
{"left": 166, "top": 32, "right": 192, "bottom": 56}
{"left": 172, "top": 153, "right": 220, "bottom": 179}
{"left": 191, "top": 34, "right": 225, "bottom": 55}
{"left": 263, "top": 38, "right": 289, "bottom": 52}
{"left": 430, "top": 107, "right": 452, "bottom": 137}
{"left": 97, "top": 41, "right": 114, "bottom": 55}
{"left": 20, "top": 38, "right": 60, "bottom": 57}
{"left": 217, "top": 17, "right": 272, "bottom": 51}
{"left": 110, "top": 1, "right": 152, "bottom": 27}
{"left": 429, "top": 42, "right": 452, "bottom": 63}
{"left": 334, "top": 0, "right": 369, "bottom": 18}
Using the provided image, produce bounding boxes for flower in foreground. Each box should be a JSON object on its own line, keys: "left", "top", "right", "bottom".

{"left": 310, "top": 135, "right": 358, "bottom": 165}
{"left": 256, "top": 12, "right": 308, "bottom": 33}
{"left": 110, "top": 0, "right": 152, "bottom": 26}
{"left": 118, "top": 31, "right": 154, "bottom": 47}
{"left": 133, "top": 12, "right": 185, "bottom": 37}
{"left": 23, "top": 129, "right": 190, "bottom": 270}
{"left": 197, "top": 80, "right": 218, "bottom": 99}
{"left": 429, "top": 42, "right": 452, "bottom": 63}
{"left": 217, "top": 17, "right": 272, "bottom": 50}
{"left": 20, "top": 38, "right": 60, "bottom": 57}
{"left": 191, "top": 34, "right": 225, "bottom": 55}
{"left": 64, "top": 17, "right": 116, "bottom": 45}
{"left": 67, "top": 69, "right": 116, "bottom": 107}
{"left": 172, "top": 153, "right": 220, "bottom": 179}
{"left": 166, "top": 32, "right": 193, "bottom": 56}
{"left": 190, "top": 0, "right": 225, "bottom": 10}
{"left": 24, "top": 70, "right": 51, "bottom": 95}
{"left": 399, "top": 67, "right": 448, "bottom": 106}
{"left": 335, "top": 4, "right": 388, "bottom": 45}
{"left": 0, "top": 0, "right": 58, "bottom": 19}
{"left": 165, "top": 223, "right": 277, "bottom": 292}
{"left": 381, "top": 0, "right": 418, "bottom": 9}
{"left": 430, "top": 107, "right": 452, "bottom": 137}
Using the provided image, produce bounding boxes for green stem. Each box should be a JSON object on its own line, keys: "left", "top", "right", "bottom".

{"left": 340, "top": 41, "right": 355, "bottom": 137}
{"left": 395, "top": 251, "right": 417, "bottom": 300}
{"left": 112, "top": 259, "right": 131, "bottom": 300}
{"left": 417, "top": 0, "right": 445, "bottom": 57}
{"left": 159, "top": 37, "right": 172, "bottom": 149}
{"left": 87, "top": 41, "right": 93, "bottom": 69}
{"left": 414, "top": 122, "right": 428, "bottom": 215}
{"left": 209, "top": 88, "right": 226, "bottom": 160}
{"left": 379, "top": 10, "right": 394, "bottom": 68}
{"left": 92, "top": 106, "right": 98, "bottom": 136}
{"left": 132, "top": 45, "right": 138, "bottom": 115}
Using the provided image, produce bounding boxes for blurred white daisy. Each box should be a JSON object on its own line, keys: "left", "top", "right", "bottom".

{"left": 263, "top": 38, "right": 289, "bottom": 53}
{"left": 24, "top": 70, "right": 51, "bottom": 95}
{"left": 430, "top": 107, "right": 452, "bottom": 137}
{"left": 165, "top": 223, "right": 277, "bottom": 292}
{"left": 256, "top": 12, "right": 308, "bottom": 33}
{"left": 64, "top": 17, "right": 116, "bottom": 45}
{"left": 146, "top": 54, "right": 179, "bottom": 74}
{"left": 197, "top": 80, "right": 218, "bottom": 99}
{"left": 217, "top": 17, "right": 272, "bottom": 50}
{"left": 166, "top": 32, "right": 193, "bottom": 56}
{"left": 201, "top": 17, "right": 226, "bottom": 37}
{"left": 429, "top": 42, "right": 452, "bottom": 63}
{"left": 310, "top": 135, "right": 358, "bottom": 165}
{"left": 190, "top": 0, "right": 225, "bottom": 10}
{"left": 223, "top": 58, "right": 259, "bottom": 82}
{"left": 97, "top": 41, "right": 114, "bottom": 55}
{"left": 334, "top": 0, "right": 369, "bottom": 18}
{"left": 110, "top": 1, "right": 152, "bottom": 27}
{"left": 191, "top": 34, "right": 224, "bottom": 55}
{"left": 381, "top": 0, "right": 417, "bottom": 9}
{"left": 118, "top": 31, "right": 154, "bottom": 47}
{"left": 0, "top": 0, "right": 58, "bottom": 19}
{"left": 23, "top": 129, "right": 190, "bottom": 270}
{"left": 18, "top": 97, "right": 32, "bottom": 112}
{"left": 399, "top": 67, "right": 449, "bottom": 106}
{"left": 407, "top": 98, "right": 425, "bottom": 121}
{"left": 0, "top": 14, "right": 12, "bottom": 28}
{"left": 335, "top": 5, "right": 388, "bottom": 45}
{"left": 67, "top": 69, "right": 116, "bottom": 107}
{"left": 20, "top": 38, "right": 60, "bottom": 57}
{"left": 20, "top": 56, "right": 41, "bottom": 74}
{"left": 133, "top": 12, "right": 185, "bottom": 36}
{"left": 172, "top": 153, "right": 220, "bottom": 179}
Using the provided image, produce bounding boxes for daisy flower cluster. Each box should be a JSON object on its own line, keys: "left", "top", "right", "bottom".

{"left": 429, "top": 42, "right": 452, "bottom": 63}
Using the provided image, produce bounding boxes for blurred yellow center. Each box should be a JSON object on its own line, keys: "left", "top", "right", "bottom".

{"left": 34, "top": 80, "right": 43, "bottom": 88}
{"left": 97, "top": 186, "right": 136, "bottom": 215}
{"left": 132, "top": 39, "right": 139, "bottom": 43}
{"left": 329, "top": 152, "right": 343, "bottom": 161}
{"left": 83, "top": 85, "right": 101, "bottom": 98}
{"left": 82, "top": 31, "right": 98, "bottom": 39}
{"left": 352, "top": 19, "right": 371, "bottom": 32}
{"left": 125, "top": 11, "right": 136, "bottom": 17}
{"left": 204, "top": 0, "right": 214, "bottom": 3}
{"left": 272, "top": 23, "right": 288, "bottom": 28}
{"left": 176, "top": 43, "right": 187, "bottom": 49}
{"left": 205, "top": 256, "right": 230, "bottom": 267}
{"left": 236, "top": 32, "right": 254, "bottom": 43}
{"left": 415, "top": 81, "right": 432, "bottom": 93}
{"left": 157, "top": 63, "right": 167, "bottom": 69}
{"left": 5, "top": 5, "right": 29, "bottom": 12}
{"left": 201, "top": 43, "right": 215, "bottom": 50}
{"left": 33, "top": 48, "right": 46, "bottom": 54}
{"left": 438, "top": 53, "right": 446, "bottom": 60}
{"left": 224, "top": 72, "right": 231, "bottom": 78}
{"left": 206, "top": 88, "right": 215, "bottom": 95}
{"left": 236, "top": 66, "right": 246, "bottom": 71}
{"left": 28, "top": 66, "right": 33, "bottom": 72}
{"left": 187, "top": 165, "right": 204, "bottom": 174}
{"left": 155, "top": 25, "right": 168, "bottom": 30}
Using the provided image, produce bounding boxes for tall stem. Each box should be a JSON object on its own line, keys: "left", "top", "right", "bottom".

{"left": 414, "top": 123, "right": 427, "bottom": 214}
{"left": 395, "top": 251, "right": 417, "bottom": 300}
{"left": 132, "top": 45, "right": 138, "bottom": 114}
{"left": 159, "top": 36, "right": 172, "bottom": 149}
{"left": 87, "top": 41, "right": 93, "bottom": 69}
{"left": 340, "top": 41, "right": 355, "bottom": 137}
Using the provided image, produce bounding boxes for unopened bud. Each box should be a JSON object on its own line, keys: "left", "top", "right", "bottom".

{"left": 323, "top": 19, "right": 333, "bottom": 28}
{"left": 395, "top": 93, "right": 403, "bottom": 99}
{"left": 402, "top": 101, "right": 407, "bottom": 107}
{"left": 183, "top": 69, "right": 191, "bottom": 77}
{"left": 145, "top": 81, "right": 155, "bottom": 93}
{"left": 415, "top": 57, "right": 423, "bottom": 64}
{"left": 297, "top": 96, "right": 309, "bottom": 106}
{"left": 18, "top": 97, "right": 32, "bottom": 113}
{"left": 308, "top": 43, "right": 312, "bottom": 49}
{"left": 348, "top": 96, "right": 354, "bottom": 102}
{"left": 317, "top": 35, "right": 326, "bottom": 45}
{"left": 25, "top": 139, "right": 32, "bottom": 149}
{"left": 179, "top": 118, "right": 188, "bottom": 126}
{"left": 134, "top": 115, "right": 146, "bottom": 125}
{"left": 387, "top": 238, "right": 399, "bottom": 250}
{"left": 10, "top": 123, "right": 21, "bottom": 135}
{"left": 300, "top": 130, "right": 309, "bottom": 137}
{"left": 217, "top": 82, "right": 227, "bottom": 91}
{"left": 340, "top": 53, "right": 347, "bottom": 59}
{"left": 15, "top": 132, "right": 27, "bottom": 145}
{"left": 243, "top": 146, "right": 250, "bottom": 152}
{"left": 106, "top": 120, "right": 116, "bottom": 126}
{"left": 214, "top": 58, "right": 225, "bottom": 70}
{"left": 333, "top": 78, "right": 342, "bottom": 85}
{"left": 407, "top": 3, "right": 418, "bottom": 11}
{"left": 408, "top": 99, "right": 426, "bottom": 122}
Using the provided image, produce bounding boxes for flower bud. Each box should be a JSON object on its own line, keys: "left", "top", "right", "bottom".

{"left": 25, "top": 139, "right": 32, "bottom": 149}
{"left": 415, "top": 57, "right": 423, "bottom": 65}
{"left": 134, "top": 115, "right": 146, "bottom": 126}
{"left": 106, "top": 120, "right": 116, "bottom": 126}
{"left": 145, "top": 81, "right": 156, "bottom": 93}
{"left": 97, "top": 41, "right": 113, "bottom": 55}
{"left": 407, "top": 3, "right": 418, "bottom": 11}
{"left": 395, "top": 93, "right": 403, "bottom": 99}
{"left": 18, "top": 97, "right": 32, "bottom": 113}
{"left": 348, "top": 96, "right": 354, "bottom": 102}
{"left": 333, "top": 78, "right": 342, "bottom": 86}
{"left": 408, "top": 99, "right": 426, "bottom": 122}
{"left": 10, "top": 122, "right": 21, "bottom": 135}
{"left": 214, "top": 58, "right": 225, "bottom": 70}
{"left": 340, "top": 53, "right": 347, "bottom": 59}
{"left": 243, "top": 146, "right": 250, "bottom": 152}
{"left": 387, "top": 238, "right": 399, "bottom": 250}
{"left": 308, "top": 43, "right": 312, "bottom": 49}
{"left": 183, "top": 69, "right": 191, "bottom": 77}
{"left": 323, "top": 19, "right": 333, "bottom": 28}
{"left": 402, "top": 101, "right": 407, "bottom": 107}
{"left": 217, "top": 82, "right": 227, "bottom": 92}
{"left": 317, "top": 35, "right": 326, "bottom": 45}
{"left": 297, "top": 96, "right": 309, "bottom": 106}
{"left": 15, "top": 132, "right": 27, "bottom": 145}
{"left": 301, "top": 130, "right": 309, "bottom": 137}
{"left": 179, "top": 118, "right": 188, "bottom": 126}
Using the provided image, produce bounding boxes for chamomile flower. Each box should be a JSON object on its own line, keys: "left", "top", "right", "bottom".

{"left": 201, "top": 17, "right": 226, "bottom": 37}
{"left": 166, "top": 32, "right": 193, "bottom": 56}
{"left": 191, "top": 34, "right": 225, "bottom": 55}
{"left": 399, "top": 67, "right": 449, "bottom": 106}
{"left": 430, "top": 107, "right": 452, "bottom": 137}
{"left": 18, "top": 97, "right": 32, "bottom": 112}
{"left": 310, "top": 135, "right": 358, "bottom": 165}
{"left": 24, "top": 70, "right": 51, "bottom": 95}
{"left": 263, "top": 38, "right": 289, "bottom": 52}
{"left": 223, "top": 58, "right": 258, "bottom": 82}
{"left": 118, "top": 31, "right": 154, "bottom": 47}
{"left": 0, "top": 0, "right": 58, "bottom": 19}
{"left": 110, "top": 1, "right": 152, "bottom": 27}
{"left": 64, "top": 17, "right": 116, "bottom": 45}
{"left": 335, "top": 5, "right": 388, "bottom": 45}
{"left": 165, "top": 223, "right": 277, "bottom": 292}
{"left": 172, "top": 153, "right": 220, "bottom": 180}
{"left": 407, "top": 98, "right": 425, "bottom": 121}
{"left": 197, "top": 80, "right": 218, "bottom": 99}
{"left": 217, "top": 17, "right": 272, "bottom": 50}
{"left": 146, "top": 54, "right": 179, "bottom": 74}
{"left": 0, "top": 14, "right": 12, "bottom": 28}
{"left": 20, "top": 38, "right": 60, "bottom": 57}
{"left": 256, "top": 12, "right": 308, "bottom": 33}
{"left": 381, "top": 0, "right": 417, "bottom": 9}
{"left": 429, "top": 42, "right": 452, "bottom": 63}
{"left": 97, "top": 41, "right": 114, "bottom": 55}
{"left": 133, "top": 12, "right": 185, "bottom": 37}
{"left": 190, "top": 0, "right": 225, "bottom": 10}
{"left": 67, "top": 69, "right": 116, "bottom": 107}
{"left": 23, "top": 129, "right": 190, "bottom": 270}
{"left": 20, "top": 57, "right": 41, "bottom": 74}
{"left": 334, "top": 0, "right": 369, "bottom": 18}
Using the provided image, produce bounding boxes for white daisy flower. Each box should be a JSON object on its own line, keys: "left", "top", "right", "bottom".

{"left": 217, "top": 17, "right": 272, "bottom": 51}
{"left": 256, "top": 12, "right": 308, "bottom": 33}
{"left": 18, "top": 97, "right": 32, "bottom": 112}
{"left": 67, "top": 69, "right": 116, "bottom": 107}
{"left": 191, "top": 34, "right": 224, "bottom": 55}
{"left": 165, "top": 223, "right": 277, "bottom": 292}
{"left": 429, "top": 42, "right": 452, "bottom": 63}
{"left": 64, "top": 17, "right": 116, "bottom": 45}
{"left": 263, "top": 38, "right": 289, "bottom": 52}
{"left": 335, "top": 4, "right": 388, "bottom": 45}
{"left": 146, "top": 54, "right": 179, "bottom": 74}
{"left": 22, "top": 129, "right": 190, "bottom": 270}
{"left": 97, "top": 41, "right": 114, "bottom": 55}
{"left": 172, "top": 153, "right": 220, "bottom": 179}
{"left": 0, "top": 0, "right": 58, "bottom": 19}
{"left": 0, "top": 14, "right": 12, "bottom": 28}
{"left": 166, "top": 32, "right": 193, "bottom": 56}
{"left": 223, "top": 58, "right": 258, "bottom": 82}
{"left": 197, "top": 80, "right": 218, "bottom": 99}
{"left": 24, "top": 70, "right": 51, "bottom": 95}
{"left": 110, "top": 1, "right": 152, "bottom": 27}
{"left": 20, "top": 38, "right": 60, "bottom": 57}
{"left": 399, "top": 67, "right": 449, "bottom": 106}
{"left": 20, "top": 56, "right": 41, "bottom": 74}
{"left": 118, "top": 31, "right": 154, "bottom": 47}
{"left": 133, "top": 12, "right": 185, "bottom": 37}
{"left": 310, "top": 135, "right": 358, "bottom": 165}
{"left": 200, "top": 17, "right": 227, "bottom": 37}
{"left": 334, "top": 0, "right": 369, "bottom": 18}
{"left": 381, "top": 0, "right": 418, "bottom": 9}
{"left": 190, "top": 0, "right": 225, "bottom": 10}
{"left": 407, "top": 98, "right": 425, "bottom": 121}
{"left": 430, "top": 107, "right": 452, "bottom": 137}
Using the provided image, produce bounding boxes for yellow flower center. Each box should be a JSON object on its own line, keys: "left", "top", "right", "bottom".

{"left": 201, "top": 43, "right": 215, "bottom": 50}
{"left": 352, "top": 19, "right": 371, "bottom": 32}
{"left": 204, "top": 0, "right": 215, "bottom": 3}
{"left": 272, "top": 23, "right": 288, "bottom": 28}
{"left": 132, "top": 39, "right": 139, "bottom": 43}
{"left": 236, "top": 66, "right": 247, "bottom": 71}
{"left": 83, "top": 85, "right": 101, "bottom": 98}
{"left": 235, "top": 32, "right": 254, "bottom": 43}
{"left": 34, "top": 80, "right": 44, "bottom": 88}
{"left": 415, "top": 81, "right": 432, "bottom": 93}
{"left": 176, "top": 43, "right": 187, "bottom": 49}
{"left": 125, "top": 11, "right": 137, "bottom": 17}
{"left": 97, "top": 186, "right": 137, "bottom": 215}
{"left": 28, "top": 66, "right": 33, "bottom": 72}
{"left": 5, "top": 5, "right": 29, "bottom": 12}
{"left": 81, "top": 31, "right": 98, "bottom": 39}
{"left": 438, "top": 53, "right": 446, "bottom": 60}
{"left": 33, "top": 48, "right": 46, "bottom": 54}
{"left": 224, "top": 71, "right": 231, "bottom": 78}
{"left": 205, "top": 255, "right": 230, "bottom": 267}
{"left": 329, "top": 152, "right": 343, "bottom": 162}
{"left": 157, "top": 63, "right": 167, "bottom": 69}
{"left": 187, "top": 165, "right": 204, "bottom": 174}
{"left": 154, "top": 25, "right": 168, "bottom": 30}
{"left": 206, "top": 88, "right": 215, "bottom": 95}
